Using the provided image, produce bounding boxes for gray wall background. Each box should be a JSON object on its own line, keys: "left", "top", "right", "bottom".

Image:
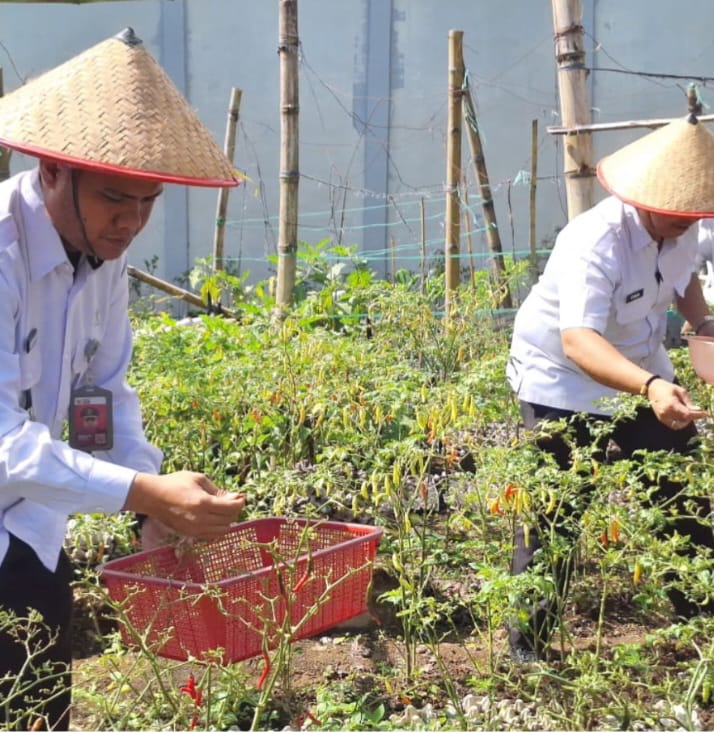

{"left": 1, "top": 0, "right": 713, "bottom": 291}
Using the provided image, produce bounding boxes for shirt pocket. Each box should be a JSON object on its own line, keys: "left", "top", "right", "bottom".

{"left": 18, "top": 340, "right": 41, "bottom": 399}
{"left": 70, "top": 329, "right": 104, "bottom": 387}
{"left": 613, "top": 283, "right": 658, "bottom": 325}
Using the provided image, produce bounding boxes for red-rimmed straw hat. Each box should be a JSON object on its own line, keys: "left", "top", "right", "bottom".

{"left": 0, "top": 28, "right": 238, "bottom": 188}
{"left": 597, "top": 116, "right": 714, "bottom": 218}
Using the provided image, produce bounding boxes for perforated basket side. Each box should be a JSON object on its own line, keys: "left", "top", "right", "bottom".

{"left": 100, "top": 517, "right": 383, "bottom": 663}
{"left": 221, "top": 519, "right": 382, "bottom": 661}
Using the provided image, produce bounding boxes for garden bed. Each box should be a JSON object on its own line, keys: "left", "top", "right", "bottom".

{"left": 61, "top": 271, "right": 714, "bottom": 730}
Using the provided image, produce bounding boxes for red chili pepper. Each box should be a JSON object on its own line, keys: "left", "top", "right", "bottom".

{"left": 294, "top": 571, "right": 309, "bottom": 593}
{"left": 305, "top": 709, "right": 322, "bottom": 725}
{"left": 294, "top": 556, "right": 313, "bottom": 593}
{"left": 180, "top": 674, "right": 202, "bottom": 730}
{"left": 180, "top": 675, "right": 197, "bottom": 699}
{"left": 257, "top": 651, "right": 271, "bottom": 690}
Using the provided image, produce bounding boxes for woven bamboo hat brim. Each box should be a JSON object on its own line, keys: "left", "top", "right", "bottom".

{"left": 0, "top": 28, "right": 237, "bottom": 188}
{"left": 597, "top": 117, "right": 714, "bottom": 217}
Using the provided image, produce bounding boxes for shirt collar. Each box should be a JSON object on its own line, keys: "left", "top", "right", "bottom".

{"left": 21, "top": 169, "right": 72, "bottom": 283}
{"left": 623, "top": 203, "right": 656, "bottom": 252}
{"left": 20, "top": 169, "right": 104, "bottom": 280}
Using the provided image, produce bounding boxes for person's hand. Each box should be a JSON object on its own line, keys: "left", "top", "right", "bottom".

{"left": 139, "top": 516, "right": 175, "bottom": 551}
{"left": 646, "top": 378, "right": 707, "bottom": 430}
{"left": 123, "top": 470, "right": 246, "bottom": 541}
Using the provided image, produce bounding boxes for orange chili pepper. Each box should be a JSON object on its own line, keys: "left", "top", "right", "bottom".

{"left": 489, "top": 498, "right": 504, "bottom": 515}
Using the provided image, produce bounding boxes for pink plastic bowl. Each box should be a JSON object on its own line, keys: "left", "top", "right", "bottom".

{"left": 685, "top": 335, "right": 714, "bottom": 385}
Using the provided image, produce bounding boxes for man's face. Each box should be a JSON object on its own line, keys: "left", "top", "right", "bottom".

{"left": 41, "top": 162, "right": 163, "bottom": 260}
{"left": 644, "top": 211, "right": 698, "bottom": 241}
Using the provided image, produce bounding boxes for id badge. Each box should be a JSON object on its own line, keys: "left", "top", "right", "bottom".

{"left": 68, "top": 385, "right": 114, "bottom": 452}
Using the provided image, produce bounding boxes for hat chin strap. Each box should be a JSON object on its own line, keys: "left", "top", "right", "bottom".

{"left": 70, "top": 168, "right": 103, "bottom": 263}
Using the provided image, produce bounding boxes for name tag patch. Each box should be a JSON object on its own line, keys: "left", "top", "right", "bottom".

{"left": 625, "top": 289, "right": 644, "bottom": 303}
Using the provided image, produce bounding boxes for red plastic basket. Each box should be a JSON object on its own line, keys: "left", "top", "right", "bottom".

{"left": 99, "top": 517, "right": 382, "bottom": 663}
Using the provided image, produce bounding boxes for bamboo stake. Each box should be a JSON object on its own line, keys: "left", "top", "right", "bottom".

{"left": 212, "top": 87, "right": 242, "bottom": 272}
{"left": 274, "top": 0, "right": 300, "bottom": 317}
{"left": 547, "top": 113, "right": 714, "bottom": 136}
{"left": 419, "top": 197, "right": 426, "bottom": 294}
{"left": 389, "top": 236, "right": 396, "bottom": 283}
{"left": 529, "top": 119, "right": 539, "bottom": 284}
{"left": 461, "top": 84, "right": 512, "bottom": 309}
{"left": 127, "top": 265, "right": 238, "bottom": 320}
{"left": 444, "top": 30, "right": 464, "bottom": 315}
{"left": 0, "top": 69, "right": 9, "bottom": 183}
{"left": 551, "top": 0, "right": 594, "bottom": 219}
{"left": 461, "top": 176, "right": 475, "bottom": 288}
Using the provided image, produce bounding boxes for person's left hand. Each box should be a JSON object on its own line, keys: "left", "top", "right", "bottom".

{"left": 647, "top": 377, "right": 707, "bottom": 429}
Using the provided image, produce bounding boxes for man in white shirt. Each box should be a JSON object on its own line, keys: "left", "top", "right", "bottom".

{"left": 0, "top": 29, "right": 246, "bottom": 729}
{"left": 507, "top": 116, "right": 714, "bottom": 663}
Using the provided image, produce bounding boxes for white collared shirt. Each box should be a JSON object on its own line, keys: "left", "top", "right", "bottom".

{"left": 0, "top": 169, "right": 162, "bottom": 571}
{"left": 507, "top": 196, "right": 698, "bottom": 415}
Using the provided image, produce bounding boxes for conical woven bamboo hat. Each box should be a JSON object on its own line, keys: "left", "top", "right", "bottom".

{"left": 597, "top": 116, "right": 714, "bottom": 217}
{"left": 0, "top": 28, "right": 237, "bottom": 187}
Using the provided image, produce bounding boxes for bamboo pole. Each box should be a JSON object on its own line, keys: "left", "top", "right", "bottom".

{"left": 529, "top": 119, "right": 539, "bottom": 284}
{"left": 212, "top": 87, "right": 242, "bottom": 272}
{"left": 551, "top": 0, "right": 594, "bottom": 219}
{"left": 547, "top": 113, "right": 714, "bottom": 136}
{"left": 274, "top": 0, "right": 300, "bottom": 316}
{"left": 461, "top": 177, "right": 475, "bottom": 288}
{"left": 444, "top": 30, "right": 464, "bottom": 315}
{"left": 127, "top": 265, "right": 238, "bottom": 320}
{"left": 419, "top": 197, "right": 426, "bottom": 294}
{"left": 0, "top": 69, "right": 10, "bottom": 183}
{"left": 462, "top": 84, "right": 512, "bottom": 309}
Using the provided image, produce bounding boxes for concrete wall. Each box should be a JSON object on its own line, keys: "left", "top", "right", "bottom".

{"left": 1, "top": 1, "right": 712, "bottom": 291}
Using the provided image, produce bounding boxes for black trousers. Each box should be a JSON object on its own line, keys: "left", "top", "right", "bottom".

{"left": 510, "top": 401, "right": 714, "bottom": 655}
{"left": 0, "top": 534, "right": 73, "bottom": 730}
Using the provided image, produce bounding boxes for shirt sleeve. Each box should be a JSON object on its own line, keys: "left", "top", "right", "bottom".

{"left": 0, "top": 253, "right": 136, "bottom": 515}
{"left": 696, "top": 220, "right": 714, "bottom": 270}
{"left": 555, "top": 220, "right": 620, "bottom": 335}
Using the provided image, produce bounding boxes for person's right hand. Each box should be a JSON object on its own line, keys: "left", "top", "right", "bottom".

{"left": 122, "top": 470, "right": 246, "bottom": 540}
